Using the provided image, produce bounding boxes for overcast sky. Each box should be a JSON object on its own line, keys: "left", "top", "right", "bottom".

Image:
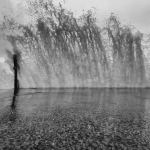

{"left": 53, "top": 0, "right": 150, "bottom": 33}
{"left": 0, "top": 0, "right": 150, "bottom": 33}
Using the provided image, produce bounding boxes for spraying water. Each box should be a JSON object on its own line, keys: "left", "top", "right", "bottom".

{"left": 1, "top": 0, "right": 148, "bottom": 88}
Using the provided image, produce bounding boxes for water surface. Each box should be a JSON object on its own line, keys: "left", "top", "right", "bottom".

{"left": 0, "top": 88, "right": 150, "bottom": 149}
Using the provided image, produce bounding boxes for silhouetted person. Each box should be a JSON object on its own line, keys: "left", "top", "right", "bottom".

{"left": 13, "top": 54, "right": 20, "bottom": 95}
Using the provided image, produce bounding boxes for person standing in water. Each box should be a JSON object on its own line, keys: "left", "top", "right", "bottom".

{"left": 13, "top": 53, "right": 20, "bottom": 95}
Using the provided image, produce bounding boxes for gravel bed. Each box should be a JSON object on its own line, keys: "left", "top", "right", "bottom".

{"left": 0, "top": 105, "right": 150, "bottom": 149}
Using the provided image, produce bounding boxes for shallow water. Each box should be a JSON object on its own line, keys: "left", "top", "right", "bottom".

{"left": 0, "top": 88, "right": 150, "bottom": 149}
{"left": 1, "top": 88, "right": 150, "bottom": 116}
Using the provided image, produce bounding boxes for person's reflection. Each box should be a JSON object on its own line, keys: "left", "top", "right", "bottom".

{"left": 9, "top": 94, "right": 18, "bottom": 123}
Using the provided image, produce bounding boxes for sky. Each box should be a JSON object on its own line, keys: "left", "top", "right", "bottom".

{"left": 0, "top": 0, "right": 150, "bottom": 33}
{"left": 52, "top": 0, "right": 150, "bottom": 33}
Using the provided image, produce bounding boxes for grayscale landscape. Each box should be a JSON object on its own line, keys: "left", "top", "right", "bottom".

{"left": 0, "top": 0, "right": 150, "bottom": 149}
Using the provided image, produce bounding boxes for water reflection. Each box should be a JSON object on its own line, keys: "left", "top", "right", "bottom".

{"left": 9, "top": 95, "right": 18, "bottom": 122}
{"left": 0, "top": 88, "right": 149, "bottom": 118}
{"left": 5, "top": 88, "right": 148, "bottom": 120}
{"left": 0, "top": 93, "right": 19, "bottom": 125}
{"left": 0, "top": 88, "right": 150, "bottom": 149}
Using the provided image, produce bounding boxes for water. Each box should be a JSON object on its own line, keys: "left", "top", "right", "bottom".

{"left": 2, "top": 6, "right": 149, "bottom": 88}
{"left": 0, "top": 88, "right": 150, "bottom": 149}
